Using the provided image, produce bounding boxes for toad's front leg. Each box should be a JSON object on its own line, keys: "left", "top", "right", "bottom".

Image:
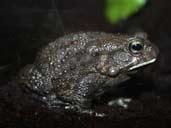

{"left": 70, "top": 73, "right": 103, "bottom": 108}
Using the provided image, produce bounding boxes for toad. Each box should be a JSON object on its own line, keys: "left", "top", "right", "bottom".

{"left": 18, "top": 32, "right": 159, "bottom": 111}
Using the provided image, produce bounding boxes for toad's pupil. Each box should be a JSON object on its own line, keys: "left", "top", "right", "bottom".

{"left": 132, "top": 43, "right": 143, "bottom": 51}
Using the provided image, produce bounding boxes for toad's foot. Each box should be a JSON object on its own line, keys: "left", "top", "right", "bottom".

{"left": 64, "top": 105, "right": 105, "bottom": 117}
{"left": 108, "top": 98, "right": 132, "bottom": 109}
{"left": 81, "top": 109, "right": 106, "bottom": 117}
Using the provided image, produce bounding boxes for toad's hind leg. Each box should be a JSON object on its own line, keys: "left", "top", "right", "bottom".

{"left": 19, "top": 64, "right": 54, "bottom": 95}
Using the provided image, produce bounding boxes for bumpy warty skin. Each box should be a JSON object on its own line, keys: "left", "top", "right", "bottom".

{"left": 18, "top": 32, "right": 158, "bottom": 108}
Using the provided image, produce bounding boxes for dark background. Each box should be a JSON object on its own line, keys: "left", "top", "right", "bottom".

{"left": 0, "top": 0, "right": 171, "bottom": 127}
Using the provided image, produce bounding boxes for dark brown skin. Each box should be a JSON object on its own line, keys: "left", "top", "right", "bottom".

{"left": 18, "top": 32, "right": 159, "bottom": 110}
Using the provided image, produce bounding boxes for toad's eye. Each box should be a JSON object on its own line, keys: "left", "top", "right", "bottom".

{"left": 128, "top": 39, "right": 144, "bottom": 54}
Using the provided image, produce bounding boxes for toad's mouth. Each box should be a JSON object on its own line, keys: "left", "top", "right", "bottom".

{"left": 128, "top": 58, "right": 156, "bottom": 71}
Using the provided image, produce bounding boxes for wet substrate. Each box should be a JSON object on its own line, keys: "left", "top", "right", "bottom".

{"left": 0, "top": 80, "right": 171, "bottom": 128}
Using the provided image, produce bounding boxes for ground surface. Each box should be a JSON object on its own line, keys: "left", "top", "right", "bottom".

{"left": 0, "top": 0, "right": 171, "bottom": 127}
{"left": 0, "top": 81, "right": 171, "bottom": 128}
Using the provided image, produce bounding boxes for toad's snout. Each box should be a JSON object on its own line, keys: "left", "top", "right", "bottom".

{"left": 151, "top": 44, "right": 159, "bottom": 59}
